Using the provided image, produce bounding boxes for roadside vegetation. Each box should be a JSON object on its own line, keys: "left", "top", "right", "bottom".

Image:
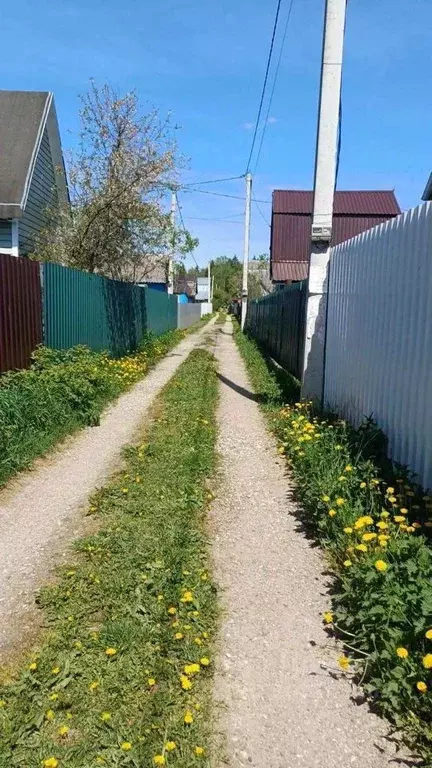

{"left": 0, "top": 327, "right": 194, "bottom": 488}
{"left": 0, "top": 348, "right": 219, "bottom": 768}
{"left": 234, "top": 323, "right": 432, "bottom": 763}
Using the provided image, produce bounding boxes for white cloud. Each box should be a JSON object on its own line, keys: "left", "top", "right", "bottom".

{"left": 242, "top": 121, "right": 254, "bottom": 130}
{"left": 267, "top": 116, "right": 277, "bottom": 124}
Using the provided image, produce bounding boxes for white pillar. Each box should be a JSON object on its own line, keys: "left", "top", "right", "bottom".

{"left": 167, "top": 191, "right": 176, "bottom": 294}
{"left": 301, "top": 0, "right": 347, "bottom": 402}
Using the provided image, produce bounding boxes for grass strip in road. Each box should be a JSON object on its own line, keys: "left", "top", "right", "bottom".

{"left": 0, "top": 348, "right": 219, "bottom": 768}
{"left": 234, "top": 324, "right": 432, "bottom": 764}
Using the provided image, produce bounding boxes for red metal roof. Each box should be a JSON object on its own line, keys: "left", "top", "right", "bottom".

{"left": 271, "top": 190, "right": 401, "bottom": 267}
{"left": 271, "top": 261, "right": 308, "bottom": 282}
{"left": 272, "top": 190, "right": 401, "bottom": 216}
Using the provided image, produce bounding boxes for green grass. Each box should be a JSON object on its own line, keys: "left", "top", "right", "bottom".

{"left": 0, "top": 348, "right": 219, "bottom": 768}
{"left": 234, "top": 325, "right": 432, "bottom": 764}
{"left": 0, "top": 328, "right": 193, "bottom": 488}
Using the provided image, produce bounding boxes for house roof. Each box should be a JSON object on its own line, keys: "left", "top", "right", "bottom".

{"left": 272, "top": 262, "right": 309, "bottom": 282}
{"left": 271, "top": 190, "right": 401, "bottom": 276}
{"left": 139, "top": 262, "right": 168, "bottom": 284}
{"left": 422, "top": 173, "right": 432, "bottom": 202}
{"left": 0, "top": 90, "right": 68, "bottom": 219}
{"left": 174, "top": 274, "right": 197, "bottom": 297}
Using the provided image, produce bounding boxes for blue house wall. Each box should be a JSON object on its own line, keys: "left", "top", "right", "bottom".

{"left": 0, "top": 220, "right": 12, "bottom": 251}
{"left": 19, "top": 128, "right": 58, "bottom": 256}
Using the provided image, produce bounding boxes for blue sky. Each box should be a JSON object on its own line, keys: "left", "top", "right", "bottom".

{"left": 2, "top": 0, "right": 431, "bottom": 267}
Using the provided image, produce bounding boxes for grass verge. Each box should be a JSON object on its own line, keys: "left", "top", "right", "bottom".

{"left": 0, "top": 347, "right": 218, "bottom": 768}
{"left": 0, "top": 321, "right": 208, "bottom": 488}
{"left": 234, "top": 324, "right": 432, "bottom": 764}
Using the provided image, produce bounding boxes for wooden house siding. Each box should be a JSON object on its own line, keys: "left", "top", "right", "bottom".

{"left": 0, "top": 219, "right": 12, "bottom": 250}
{"left": 19, "top": 128, "right": 58, "bottom": 256}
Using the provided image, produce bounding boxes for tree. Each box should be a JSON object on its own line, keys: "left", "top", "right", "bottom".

{"left": 34, "top": 82, "right": 197, "bottom": 281}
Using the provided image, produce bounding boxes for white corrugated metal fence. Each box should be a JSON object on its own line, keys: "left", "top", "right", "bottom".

{"left": 324, "top": 202, "right": 432, "bottom": 489}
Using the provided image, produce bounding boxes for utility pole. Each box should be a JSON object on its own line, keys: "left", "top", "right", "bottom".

{"left": 241, "top": 172, "right": 252, "bottom": 331}
{"left": 167, "top": 191, "right": 176, "bottom": 294}
{"left": 301, "top": 0, "right": 347, "bottom": 401}
{"left": 207, "top": 260, "right": 211, "bottom": 305}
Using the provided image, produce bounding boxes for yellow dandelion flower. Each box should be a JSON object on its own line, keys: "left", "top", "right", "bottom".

{"left": 356, "top": 544, "right": 368, "bottom": 553}
{"left": 375, "top": 560, "right": 388, "bottom": 572}
{"left": 184, "top": 711, "right": 194, "bottom": 724}
{"left": 49, "top": 693, "right": 59, "bottom": 701}
{"left": 394, "top": 515, "right": 405, "bottom": 523}
{"left": 425, "top": 629, "right": 432, "bottom": 640}
{"left": 175, "top": 632, "right": 184, "bottom": 640}
{"left": 45, "top": 710, "right": 55, "bottom": 721}
{"left": 58, "top": 725, "right": 69, "bottom": 737}
{"left": 376, "top": 521, "right": 388, "bottom": 530}
{"left": 323, "top": 612, "right": 333, "bottom": 624}
{"left": 51, "top": 667, "right": 60, "bottom": 675}
{"left": 343, "top": 526, "right": 353, "bottom": 534}
{"left": 362, "top": 532, "right": 377, "bottom": 542}
{"left": 396, "top": 647, "right": 409, "bottom": 659}
{"left": 322, "top": 495, "right": 330, "bottom": 503}
{"left": 100, "top": 712, "right": 112, "bottom": 721}
{"left": 121, "top": 743, "right": 132, "bottom": 751}
{"left": 180, "top": 675, "right": 193, "bottom": 690}
{"left": 165, "top": 742, "right": 176, "bottom": 752}
{"left": 195, "top": 746, "right": 205, "bottom": 757}
{"left": 194, "top": 637, "right": 202, "bottom": 645}
{"left": 336, "top": 497, "right": 345, "bottom": 506}
{"left": 423, "top": 654, "right": 432, "bottom": 669}
{"left": 180, "top": 590, "right": 194, "bottom": 603}
{"left": 400, "top": 507, "right": 408, "bottom": 514}
{"left": 416, "top": 681, "right": 427, "bottom": 693}
{"left": 343, "top": 560, "right": 352, "bottom": 567}
{"left": 386, "top": 487, "right": 395, "bottom": 495}
{"left": 184, "top": 663, "right": 200, "bottom": 676}
{"left": 148, "top": 678, "right": 156, "bottom": 687}
{"left": 43, "top": 759, "right": 59, "bottom": 768}
{"left": 328, "top": 509, "right": 337, "bottom": 517}
{"left": 380, "top": 510, "right": 390, "bottom": 518}
{"left": 345, "top": 465, "right": 353, "bottom": 472}
{"left": 388, "top": 496, "right": 397, "bottom": 504}
{"left": 105, "top": 647, "right": 117, "bottom": 656}
{"left": 168, "top": 607, "right": 176, "bottom": 615}
{"left": 89, "top": 681, "right": 99, "bottom": 691}
{"left": 338, "top": 656, "right": 350, "bottom": 670}
{"left": 153, "top": 756, "right": 166, "bottom": 766}
{"left": 338, "top": 476, "right": 347, "bottom": 482}
{"left": 29, "top": 662, "right": 38, "bottom": 671}
{"left": 360, "top": 482, "right": 367, "bottom": 489}
{"left": 200, "top": 657, "right": 210, "bottom": 666}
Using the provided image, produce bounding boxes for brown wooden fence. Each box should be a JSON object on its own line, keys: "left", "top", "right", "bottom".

{"left": 0, "top": 254, "right": 43, "bottom": 374}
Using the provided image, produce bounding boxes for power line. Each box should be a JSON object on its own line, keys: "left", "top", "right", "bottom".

{"left": 253, "top": 198, "right": 271, "bottom": 226}
{"left": 185, "top": 216, "right": 243, "bottom": 225}
{"left": 182, "top": 174, "right": 244, "bottom": 187}
{"left": 245, "top": 0, "right": 283, "bottom": 173}
{"left": 184, "top": 188, "right": 271, "bottom": 204}
{"left": 253, "top": 0, "right": 296, "bottom": 173}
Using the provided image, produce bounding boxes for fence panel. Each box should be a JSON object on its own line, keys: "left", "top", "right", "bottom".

{"left": 178, "top": 303, "right": 201, "bottom": 329}
{"left": 0, "top": 254, "right": 43, "bottom": 373}
{"left": 246, "top": 282, "right": 306, "bottom": 379}
{"left": 325, "top": 202, "right": 432, "bottom": 489}
{"left": 43, "top": 263, "right": 111, "bottom": 352}
{"left": 145, "top": 288, "right": 177, "bottom": 336}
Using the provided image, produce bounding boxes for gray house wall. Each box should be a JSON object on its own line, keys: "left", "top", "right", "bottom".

{"left": 19, "top": 127, "right": 58, "bottom": 256}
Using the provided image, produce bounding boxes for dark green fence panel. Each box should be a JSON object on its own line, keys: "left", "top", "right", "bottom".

{"left": 145, "top": 287, "right": 177, "bottom": 336}
{"left": 246, "top": 281, "right": 307, "bottom": 380}
{"left": 43, "top": 263, "right": 111, "bottom": 352}
{"left": 43, "top": 264, "right": 179, "bottom": 357}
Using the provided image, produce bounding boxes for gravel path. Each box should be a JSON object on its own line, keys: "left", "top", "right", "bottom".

{"left": 0, "top": 322, "right": 213, "bottom": 660}
{"left": 210, "top": 319, "right": 418, "bottom": 768}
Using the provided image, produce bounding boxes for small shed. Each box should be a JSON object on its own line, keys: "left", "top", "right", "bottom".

{"left": 0, "top": 90, "right": 69, "bottom": 257}
{"left": 270, "top": 190, "right": 401, "bottom": 285}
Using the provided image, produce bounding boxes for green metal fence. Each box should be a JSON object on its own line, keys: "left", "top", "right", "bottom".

{"left": 43, "top": 263, "right": 178, "bottom": 357}
{"left": 245, "top": 282, "right": 307, "bottom": 380}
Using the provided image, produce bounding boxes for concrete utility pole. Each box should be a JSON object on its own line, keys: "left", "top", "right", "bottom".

{"left": 241, "top": 172, "right": 252, "bottom": 331}
{"left": 207, "top": 260, "right": 211, "bottom": 304}
{"left": 167, "top": 191, "right": 176, "bottom": 294}
{"left": 301, "top": 0, "right": 347, "bottom": 402}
